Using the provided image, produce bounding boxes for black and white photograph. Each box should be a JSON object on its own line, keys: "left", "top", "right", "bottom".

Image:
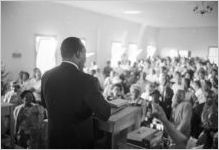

{"left": 1, "top": 0, "right": 218, "bottom": 149}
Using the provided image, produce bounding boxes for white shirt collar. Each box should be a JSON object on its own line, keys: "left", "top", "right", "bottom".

{"left": 62, "top": 61, "right": 79, "bottom": 70}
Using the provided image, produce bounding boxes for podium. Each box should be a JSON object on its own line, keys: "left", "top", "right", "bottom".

{"left": 95, "top": 106, "right": 142, "bottom": 148}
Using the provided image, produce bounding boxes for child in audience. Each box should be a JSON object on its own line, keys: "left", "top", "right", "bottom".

{"left": 13, "top": 90, "right": 46, "bottom": 148}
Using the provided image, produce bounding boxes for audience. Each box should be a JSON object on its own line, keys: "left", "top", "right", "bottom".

{"left": 1, "top": 55, "right": 218, "bottom": 149}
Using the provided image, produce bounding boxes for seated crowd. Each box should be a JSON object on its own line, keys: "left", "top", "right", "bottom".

{"left": 1, "top": 56, "right": 218, "bottom": 148}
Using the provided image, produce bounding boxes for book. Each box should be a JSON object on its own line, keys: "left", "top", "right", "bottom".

{"left": 127, "top": 127, "right": 158, "bottom": 142}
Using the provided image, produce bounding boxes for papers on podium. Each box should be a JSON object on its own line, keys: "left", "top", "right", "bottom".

{"left": 108, "top": 99, "right": 128, "bottom": 108}
{"left": 127, "top": 127, "right": 163, "bottom": 148}
{"left": 127, "top": 127, "right": 157, "bottom": 142}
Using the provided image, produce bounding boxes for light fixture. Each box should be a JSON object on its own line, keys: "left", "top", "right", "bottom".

{"left": 123, "top": 10, "right": 141, "bottom": 14}
{"left": 193, "top": 1, "right": 213, "bottom": 15}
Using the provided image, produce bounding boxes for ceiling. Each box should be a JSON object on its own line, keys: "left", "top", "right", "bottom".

{"left": 58, "top": 1, "right": 218, "bottom": 28}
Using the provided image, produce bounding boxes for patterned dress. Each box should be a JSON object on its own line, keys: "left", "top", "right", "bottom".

{"left": 14, "top": 103, "right": 45, "bottom": 148}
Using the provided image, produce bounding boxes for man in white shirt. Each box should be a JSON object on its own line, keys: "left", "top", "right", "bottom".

{"left": 193, "top": 80, "right": 206, "bottom": 105}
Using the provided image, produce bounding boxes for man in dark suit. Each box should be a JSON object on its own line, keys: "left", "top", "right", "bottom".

{"left": 41, "top": 37, "right": 111, "bottom": 148}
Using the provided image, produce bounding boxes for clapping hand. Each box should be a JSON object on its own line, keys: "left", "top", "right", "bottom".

{"left": 151, "top": 102, "right": 167, "bottom": 122}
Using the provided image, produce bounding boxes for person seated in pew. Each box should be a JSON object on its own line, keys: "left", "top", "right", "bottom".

{"left": 2, "top": 81, "right": 22, "bottom": 105}
{"left": 16, "top": 71, "right": 25, "bottom": 86}
{"left": 159, "top": 74, "right": 174, "bottom": 120}
{"left": 126, "top": 84, "right": 144, "bottom": 106}
{"left": 211, "top": 77, "right": 218, "bottom": 96}
{"left": 141, "top": 88, "right": 161, "bottom": 127}
{"left": 151, "top": 89, "right": 192, "bottom": 148}
{"left": 20, "top": 72, "right": 30, "bottom": 91}
{"left": 196, "top": 93, "right": 218, "bottom": 148}
{"left": 182, "top": 78, "right": 196, "bottom": 106}
{"left": 28, "top": 68, "right": 42, "bottom": 105}
{"left": 106, "top": 83, "right": 124, "bottom": 101}
{"left": 13, "top": 90, "right": 46, "bottom": 148}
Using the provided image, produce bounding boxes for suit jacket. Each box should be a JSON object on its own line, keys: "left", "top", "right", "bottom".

{"left": 41, "top": 62, "right": 111, "bottom": 148}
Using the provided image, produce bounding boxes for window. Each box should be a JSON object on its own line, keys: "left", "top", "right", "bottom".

{"left": 36, "top": 36, "right": 57, "bottom": 74}
{"left": 111, "top": 42, "right": 125, "bottom": 67}
{"left": 208, "top": 47, "right": 218, "bottom": 65}
{"left": 147, "top": 45, "right": 156, "bottom": 58}
{"left": 179, "top": 50, "right": 189, "bottom": 57}
{"left": 128, "top": 44, "right": 142, "bottom": 63}
{"left": 169, "top": 49, "right": 178, "bottom": 58}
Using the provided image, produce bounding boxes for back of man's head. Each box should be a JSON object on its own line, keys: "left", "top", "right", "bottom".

{"left": 61, "top": 37, "right": 83, "bottom": 60}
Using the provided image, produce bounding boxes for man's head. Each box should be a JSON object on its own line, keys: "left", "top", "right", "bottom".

{"left": 204, "top": 80, "right": 212, "bottom": 92}
{"left": 198, "top": 68, "right": 206, "bottom": 80}
{"left": 106, "top": 60, "right": 111, "bottom": 66}
{"left": 61, "top": 37, "right": 86, "bottom": 70}
{"left": 182, "top": 78, "right": 191, "bottom": 90}
{"left": 175, "top": 71, "right": 182, "bottom": 84}
{"left": 22, "top": 72, "right": 30, "bottom": 81}
{"left": 172, "top": 89, "right": 185, "bottom": 107}
{"left": 194, "top": 80, "right": 201, "bottom": 91}
{"left": 111, "top": 83, "right": 123, "bottom": 98}
{"left": 33, "top": 68, "right": 42, "bottom": 80}
{"left": 130, "top": 84, "right": 141, "bottom": 100}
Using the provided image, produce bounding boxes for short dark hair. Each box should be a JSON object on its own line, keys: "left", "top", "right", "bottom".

{"left": 61, "top": 37, "right": 84, "bottom": 59}
{"left": 20, "top": 90, "right": 36, "bottom": 103}
{"left": 184, "top": 78, "right": 191, "bottom": 88}
{"left": 194, "top": 80, "right": 201, "bottom": 88}
{"left": 23, "top": 72, "right": 30, "bottom": 79}
{"left": 205, "top": 80, "right": 212, "bottom": 89}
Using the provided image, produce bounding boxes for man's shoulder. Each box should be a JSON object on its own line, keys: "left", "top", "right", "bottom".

{"left": 41, "top": 66, "right": 60, "bottom": 81}
{"left": 81, "top": 71, "right": 97, "bottom": 82}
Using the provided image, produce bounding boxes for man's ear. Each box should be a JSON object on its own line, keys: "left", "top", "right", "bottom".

{"left": 75, "top": 50, "right": 81, "bottom": 59}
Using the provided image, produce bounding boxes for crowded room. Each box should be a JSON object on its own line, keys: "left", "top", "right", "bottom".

{"left": 1, "top": 1, "right": 218, "bottom": 149}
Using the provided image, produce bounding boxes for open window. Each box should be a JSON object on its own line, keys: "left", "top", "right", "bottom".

{"left": 208, "top": 47, "right": 218, "bottom": 65}
{"left": 169, "top": 49, "right": 178, "bottom": 58}
{"left": 147, "top": 45, "right": 156, "bottom": 58}
{"left": 179, "top": 50, "right": 189, "bottom": 58}
{"left": 128, "top": 43, "right": 142, "bottom": 63}
{"left": 111, "top": 42, "right": 125, "bottom": 67}
{"left": 35, "top": 36, "right": 57, "bottom": 74}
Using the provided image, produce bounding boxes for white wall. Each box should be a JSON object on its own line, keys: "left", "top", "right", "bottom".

{"left": 1, "top": 1, "right": 141, "bottom": 80}
{"left": 2, "top": 2, "right": 218, "bottom": 80}
{"left": 157, "top": 27, "right": 218, "bottom": 58}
